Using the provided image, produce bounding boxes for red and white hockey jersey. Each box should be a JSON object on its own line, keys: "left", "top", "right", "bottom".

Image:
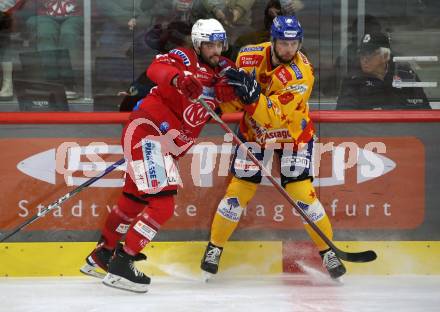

{"left": 129, "top": 46, "right": 239, "bottom": 153}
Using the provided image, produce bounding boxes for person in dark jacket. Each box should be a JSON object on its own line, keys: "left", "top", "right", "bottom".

{"left": 336, "top": 32, "right": 430, "bottom": 110}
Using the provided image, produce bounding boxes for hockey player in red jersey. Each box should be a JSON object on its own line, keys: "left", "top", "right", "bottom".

{"left": 80, "top": 19, "right": 240, "bottom": 293}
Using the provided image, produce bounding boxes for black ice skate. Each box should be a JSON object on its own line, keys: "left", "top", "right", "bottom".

{"left": 201, "top": 242, "right": 223, "bottom": 280}
{"left": 320, "top": 249, "right": 347, "bottom": 280}
{"left": 80, "top": 242, "right": 114, "bottom": 278}
{"left": 102, "top": 245, "right": 150, "bottom": 293}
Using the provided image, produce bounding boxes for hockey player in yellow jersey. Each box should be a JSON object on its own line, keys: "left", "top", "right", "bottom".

{"left": 201, "top": 16, "right": 346, "bottom": 280}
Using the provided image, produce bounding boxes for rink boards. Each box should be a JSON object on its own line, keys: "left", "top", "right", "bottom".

{"left": 1, "top": 118, "right": 440, "bottom": 279}
{"left": 0, "top": 241, "right": 439, "bottom": 277}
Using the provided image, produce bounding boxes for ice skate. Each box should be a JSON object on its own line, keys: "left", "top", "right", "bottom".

{"left": 102, "top": 245, "right": 150, "bottom": 293}
{"left": 320, "top": 249, "right": 346, "bottom": 281}
{"left": 80, "top": 243, "right": 114, "bottom": 278}
{"left": 201, "top": 242, "right": 223, "bottom": 281}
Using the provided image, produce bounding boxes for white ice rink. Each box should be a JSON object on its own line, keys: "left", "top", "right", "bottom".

{"left": 1, "top": 273, "right": 439, "bottom": 312}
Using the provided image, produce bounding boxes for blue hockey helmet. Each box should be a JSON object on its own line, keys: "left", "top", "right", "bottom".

{"left": 270, "top": 16, "right": 303, "bottom": 41}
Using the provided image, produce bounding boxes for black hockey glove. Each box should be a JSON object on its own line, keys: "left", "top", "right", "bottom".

{"left": 225, "top": 68, "right": 261, "bottom": 105}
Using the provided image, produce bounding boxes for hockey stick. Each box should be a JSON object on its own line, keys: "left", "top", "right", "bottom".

{"left": 0, "top": 158, "right": 125, "bottom": 242}
{"left": 198, "top": 98, "right": 376, "bottom": 263}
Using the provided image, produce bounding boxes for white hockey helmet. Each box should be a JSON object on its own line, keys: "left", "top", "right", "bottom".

{"left": 191, "top": 18, "right": 228, "bottom": 53}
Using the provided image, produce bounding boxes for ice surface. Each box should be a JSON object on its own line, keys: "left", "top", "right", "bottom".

{"left": 0, "top": 274, "right": 439, "bottom": 312}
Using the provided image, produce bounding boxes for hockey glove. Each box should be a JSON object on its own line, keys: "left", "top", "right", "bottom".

{"left": 175, "top": 71, "right": 203, "bottom": 100}
{"left": 214, "top": 76, "right": 238, "bottom": 103}
{"left": 225, "top": 68, "right": 261, "bottom": 105}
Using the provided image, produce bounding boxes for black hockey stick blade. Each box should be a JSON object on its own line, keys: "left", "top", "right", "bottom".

{"left": 335, "top": 249, "right": 377, "bottom": 263}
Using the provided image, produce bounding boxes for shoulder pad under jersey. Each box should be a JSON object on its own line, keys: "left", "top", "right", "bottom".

{"left": 168, "top": 47, "right": 197, "bottom": 69}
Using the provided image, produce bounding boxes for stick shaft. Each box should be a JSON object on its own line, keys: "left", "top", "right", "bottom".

{"left": 0, "top": 158, "right": 125, "bottom": 242}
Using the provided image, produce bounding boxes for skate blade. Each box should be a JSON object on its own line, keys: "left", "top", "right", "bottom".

{"left": 201, "top": 271, "right": 215, "bottom": 283}
{"left": 331, "top": 275, "right": 344, "bottom": 284}
{"left": 80, "top": 263, "right": 106, "bottom": 279}
{"left": 102, "top": 273, "right": 149, "bottom": 293}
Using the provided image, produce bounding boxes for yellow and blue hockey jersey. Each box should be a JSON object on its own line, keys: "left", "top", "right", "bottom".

{"left": 229, "top": 42, "right": 315, "bottom": 146}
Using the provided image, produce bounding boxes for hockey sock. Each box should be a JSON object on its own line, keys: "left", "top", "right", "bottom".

{"left": 124, "top": 194, "right": 175, "bottom": 255}
{"left": 285, "top": 179, "right": 333, "bottom": 251}
{"left": 210, "top": 177, "right": 257, "bottom": 247}
{"left": 101, "top": 194, "right": 145, "bottom": 249}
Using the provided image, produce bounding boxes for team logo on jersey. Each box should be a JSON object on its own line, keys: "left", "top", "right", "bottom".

{"left": 218, "top": 59, "right": 227, "bottom": 67}
{"left": 259, "top": 72, "right": 271, "bottom": 84}
{"left": 285, "top": 84, "right": 308, "bottom": 94}
{"left": 278, "top": 92, "right": 295, "bottom": 105}
{"left": 169, "top": 49, "right": 191, "bottom": 66}
{"left": 239, "top": 46, "right": 264, "bottom": 53}
{"left": 155, "top": 54, "right": 173, "bottom": 65}
{"left": 247, "top": 116, "right": 265, "bottom": 140}
{"left": 290, "top": 64, "right": 303, "bottom": 79}
{"left": 299, "top": 52, "right": 310, "bottom": 65}
{"left": 196, "top": 71, "right": 211, "bottom": 81}
{"left": 183, "top": 100, "right": 215, "bottom": 127}
{"left": 239, "top": 55, "right": 263, "bottom": 67}
{"left": 275, "top": 67, "right": 292, "bottom": 85}
{"left": 265, "top": 129, "right": 292, "bottom": 141}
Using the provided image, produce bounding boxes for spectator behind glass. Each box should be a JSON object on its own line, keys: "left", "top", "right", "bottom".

{"left": 343, "top": 15, "right": 383, "bottom": 75}
{"left": 279, "top": 0, "right": 303, "bottom": 15}
{"left": 326, "top": 15, "right": 384, "bottom": 97}
{"left": 119, "top": 20, "right": 193, "bottom": 112}
{"left": 336, "top": 32, "right": 430, "bottom": 110}
{"left": 97, "top": 1, "right": 193, "bottom": 111}
{"left": 127, "top": 0, "right": 194, "bottom": 72}
{"left": 227, "top": 0, "right": 281, "bottom": 60}
{"left": 139, "top": 0, "right": 193, "bottom": 26}
{"left": 25, "top": 0, "right": 83, "bottom": 99}
{"left": 228, "top": 1, "right": 306, "bottom": 61}
{"left": 117, "top": 1, "right": 194, "bottom": 112}
{"left": 191, "top": 0, "right": 256, "bottom": 42}
{"left": 95, "top": 0, "right": 161, "bottom": 58}
{"left": 167, "top": 0, "right": 194, "bottom": 23}
{"left": 143, "top": 20, "right": 193, "bottom": 54}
